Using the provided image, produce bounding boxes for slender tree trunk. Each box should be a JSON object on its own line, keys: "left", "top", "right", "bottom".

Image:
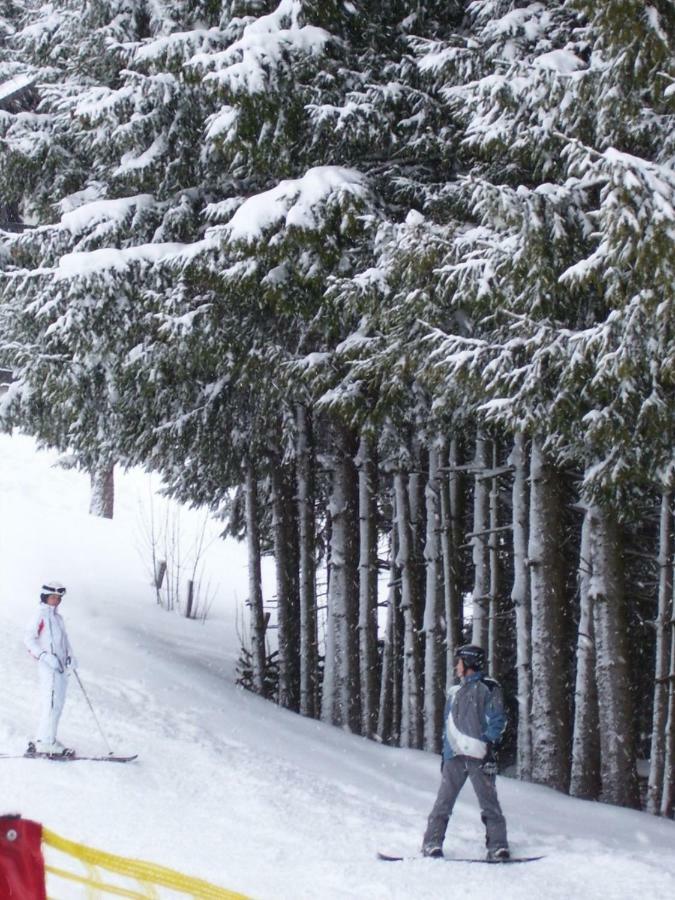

{"left": 357, "top": 435, "right": 379, "bottom": 738}
{"left": 449, "top": 438, "right": 464, "bottom": 641}
{"left": 271, "top": 463, "right": 290, "bottom": 703}
{"left": 409, "top": 440, "right": 427, "bottom": 634}
{"left": 271, "top": 462, "right": 299, "bottom": 711}
{"left": 509, "top": 433, "right": 532, "bottom": 780}
{"left": 285, "top": 480, "right": 301, "bottom": 705}
{"left": 321, "top": 424, "right": 360, "bottom": 731}
{"left": 377, "top": 520, "right": 402, "bottom": 745}
{"left": 423, "top": 442, "right": 445, "bottom": 752}
{"left": 296, "top": 405, "right": 318, "bottom": 718}
{"left": 661, "top": 553, "right": 675, "bottom": 817}
{"left": 647, "top": 492, "right": 673, "bottom": 813}
{"left": 488, "top": 440, "right": 500, "bottom": 676}
{"left": 529, "top": 437, "right": 570, "bottom": 791}
{"left": 570, "top": 505, "right": 601, "bottom": 799}
{"left": 471, "top": 432, "right": 489, "bottom": 648}
{"left": 395, "top": 469, "right": 423, "bottom": 749}
{"left": 245, "top": 459, "right": 266, "bottom": 695}
{"left": 589, "top": 503, "right": 640, "bottom": 808}
{"left": 89, "top": 459, "right": 115, "bottom": 519}
{"left": 440, "top": 437, "right": 462, "bottom": 690}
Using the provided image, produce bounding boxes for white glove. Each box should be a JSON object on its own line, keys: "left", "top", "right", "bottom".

{"left": 39, "top": 652, "right": 62, "bottom": 672}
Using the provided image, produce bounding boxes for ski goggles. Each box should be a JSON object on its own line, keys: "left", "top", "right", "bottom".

{"left": 42, "top": 585, "right": 66, "bottom": 595}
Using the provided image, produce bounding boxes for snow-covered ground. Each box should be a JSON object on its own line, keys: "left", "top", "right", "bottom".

{"left": 1, "top": 433, "right": 674, "bottom": 899}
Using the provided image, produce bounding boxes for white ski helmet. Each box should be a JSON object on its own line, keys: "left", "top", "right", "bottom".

{"left": 40, "top": 581, "right": 66, "bottom": 602}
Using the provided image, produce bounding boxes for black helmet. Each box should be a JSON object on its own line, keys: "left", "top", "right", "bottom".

{"left": 455, "top": 644, "right": 485, "bottom": 671}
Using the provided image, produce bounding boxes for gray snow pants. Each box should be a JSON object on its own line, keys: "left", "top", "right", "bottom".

{"left": 422, "top": 755, "right": 508, "bottom": 851}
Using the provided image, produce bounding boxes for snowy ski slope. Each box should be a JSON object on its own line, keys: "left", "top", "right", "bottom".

{"left": 1, "top": 434, "right": 674, "bottom": 899}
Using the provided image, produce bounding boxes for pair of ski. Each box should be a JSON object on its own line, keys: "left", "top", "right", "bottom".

{"left": 377, "top": 851, "right": 544, "bottom": 864}
{"left": 0, "top": 745, "right": 137, "bottom": 764}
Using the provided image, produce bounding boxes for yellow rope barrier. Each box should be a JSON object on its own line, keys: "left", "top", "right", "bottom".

{"left": 42, "top": 828, "right": 251, "bottom": 899}
{"left": 46, "top": 864, "right": 151, "bottom": 898}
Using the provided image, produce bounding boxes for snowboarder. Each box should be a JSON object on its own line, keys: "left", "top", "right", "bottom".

{"left": 24, "top": 581, "right": 77, "bottom": 756}
{"left": 421, "top": 644, "right": 510, "bottom": 861}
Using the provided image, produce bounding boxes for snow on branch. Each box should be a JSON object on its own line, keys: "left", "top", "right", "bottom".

{"left": 0, "top": 74, "right": 36, "bottom": 108}
{"left": 128, "top": 27, "right": 228, "bottom": 69}
{"left": 189, "top": 0, "right": 334, "bottom": 96}
{"left": 224, "top": 166, "right": 369, "bottom": 244}
{"left": 55, "top": 242, "right": 187, "bottom": 281}
{"left": 58, "top": 195, "right": 157, "bottom": 237}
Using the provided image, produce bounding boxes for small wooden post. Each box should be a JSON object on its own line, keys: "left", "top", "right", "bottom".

{"left": 155, "top": 560, "right": 167, "bottom": 605}
{"left": 186, "top": 579, "right": 194, "bottom": 618}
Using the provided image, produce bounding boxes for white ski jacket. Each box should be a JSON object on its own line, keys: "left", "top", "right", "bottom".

{"left": 24, "top": 605, "right": 75, "bottom": 673}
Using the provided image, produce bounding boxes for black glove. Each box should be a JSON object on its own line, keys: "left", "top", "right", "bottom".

{"left": 481, "top": 743, "right": 498, "bottom": 776}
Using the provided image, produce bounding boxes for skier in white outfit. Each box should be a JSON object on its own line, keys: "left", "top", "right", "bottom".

{"left": 24, "top": 581, "right": 77, "bottom": 756}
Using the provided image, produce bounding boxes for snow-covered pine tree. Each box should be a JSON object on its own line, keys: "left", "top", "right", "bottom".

{"left": 0, "top": 0, "right": 222, "bottom": 515}
{"left": 555, "top": 2, "right": 674, "bottom": 809}
{"left": 411, "top": 0, "right": 673, "bottom": 806}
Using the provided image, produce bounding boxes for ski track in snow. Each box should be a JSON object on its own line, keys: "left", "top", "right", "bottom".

{"left": 1, "top": 433, "right": 675, "bottom": 899}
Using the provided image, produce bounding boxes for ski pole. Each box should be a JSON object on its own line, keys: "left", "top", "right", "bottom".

{"left": 73, "top": 669, "right": 114, "bottom": 756}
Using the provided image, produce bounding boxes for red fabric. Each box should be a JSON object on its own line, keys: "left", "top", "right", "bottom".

{"left": 0, "top": 816, "right": 46, "bottom": 899}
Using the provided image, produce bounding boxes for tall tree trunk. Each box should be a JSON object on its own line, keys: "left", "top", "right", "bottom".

{"left": 570, "top": 505, "right": 601, "bottom": 799}
{"left": 589, "top": 503, "right": 640, "bottom": 808}
{"left": 661, "top": 552, "right": 675, "bottom": 818}
{"left": 89, "top": 459, "right": 115, "bottom": 519}
{"left": 529, "top": 437, "right": 570, "bottom": 791}
{"left": 245, "top": 459, "right": 266, "bottom": 695}
{"left": 471, "top": 432, "right": 489, "bottom": 648}
{"left": 423, "top": 442, "right": 445, "bottom": 752}
{"left": 285, "top": 481, "right": 301, "bottom": 705}
{"left": 377, "top": 519, "right": 402, "bottom": 745}
{"left": 321, "top": 424, "right": 360, "bottom": 731}
{"left": 296, "top": 405, "right": 318, "bottom": 718}
{"left": 509, "top": 433, "right": 532, "bottom": 780}
{"left": 647, "top": 492, "right": 673, "bottom": 813}
{"left": 440, "top": 436, "right": 462, "bottom": 690}
{"left": 395, "top": 469, "right": 423, "bottom": 749}
{"left": 488, "top": 439, "right": 500, "bottom": 676}
{"left": 357, "top": 435, "right": 379, "bottom": 738}
{"left": 409, "top": 440, "right": 427, "bottom": 634}
{"left": 271, "top": 461, "right": 300, "bottom": 711}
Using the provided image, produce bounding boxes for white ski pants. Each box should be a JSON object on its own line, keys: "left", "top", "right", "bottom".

{"left": 37, "top": 665, "right": 68, "bottom": 744}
